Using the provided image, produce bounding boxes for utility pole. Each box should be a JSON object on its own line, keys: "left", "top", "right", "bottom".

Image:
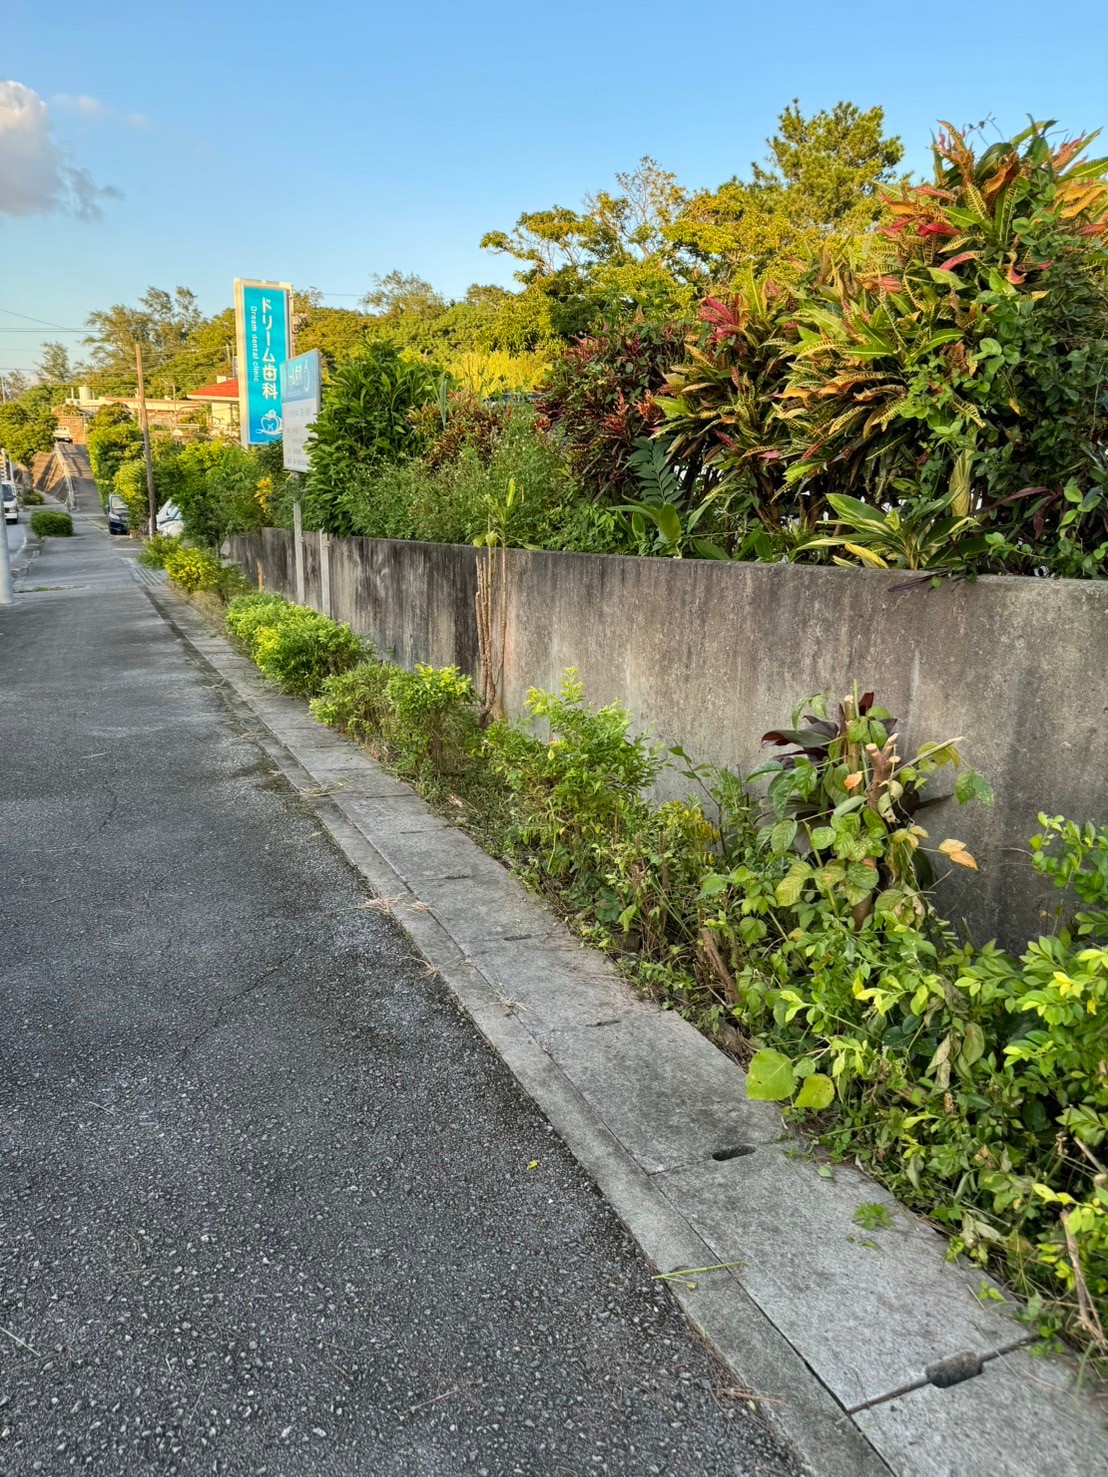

{"left": 0, "top": 447, "right": 13, "bottom": 605}
{"left": 135, "top": 342, "right": 157, "bottom": 537}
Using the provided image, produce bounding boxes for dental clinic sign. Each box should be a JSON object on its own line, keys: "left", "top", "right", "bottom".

{"left": 234, "top": 279, "right": 292, "bottom": 447}
{"left": 279, "top": 350, "right": 321, "bottom": 473}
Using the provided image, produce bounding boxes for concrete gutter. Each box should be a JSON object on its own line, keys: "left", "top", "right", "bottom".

{"left": 145, "top": 582, "right": 1106, "bottom": 1477}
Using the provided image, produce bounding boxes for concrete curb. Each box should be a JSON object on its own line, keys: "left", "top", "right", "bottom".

{"left": 145, "top": 583, "right": 1106, "bottom": 1477}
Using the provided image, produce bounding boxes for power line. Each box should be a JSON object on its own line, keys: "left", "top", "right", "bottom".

{"left": 0, "top": 328, "right": 85, "bottom": 334}
{"left": 0, "top": 306, "right": 81, "bottom": 331}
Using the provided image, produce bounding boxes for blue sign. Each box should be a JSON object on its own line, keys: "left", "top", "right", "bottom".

{"left": 279, "top": 350, "right": 322, "bottom": 473}
{"left": 234, "top": 280, "right": 291, "bottom": 446}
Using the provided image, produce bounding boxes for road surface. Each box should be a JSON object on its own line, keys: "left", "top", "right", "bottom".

{"left": 0, "top": 520, "right": 796, "bottom": 1475}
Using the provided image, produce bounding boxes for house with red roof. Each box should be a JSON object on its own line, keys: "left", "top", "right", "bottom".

{"left": 186, "top": 376, "right": 240, "bottom": 435}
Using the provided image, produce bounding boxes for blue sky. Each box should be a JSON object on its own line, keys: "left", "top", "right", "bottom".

{"left": 2, "top": 0, "right": 1108, "bottom": 378}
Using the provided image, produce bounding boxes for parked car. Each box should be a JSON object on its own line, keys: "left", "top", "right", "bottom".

{"left": 156, "top": 501, "right": 185, "bottom": 537}
{"left": 52, "top": 427, "right": 73, "bottom": 443}
{"left": 106, "top": 493, "right": 129, "bottom": 536}
{"left": 2, "top": 481, "right": 17, "bottom": 524}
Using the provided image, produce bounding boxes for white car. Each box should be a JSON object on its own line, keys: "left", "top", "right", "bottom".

{"left": 156, "top": 500, "right": 185, "bottom": 537}
{"left": 2, "top": 481, "right": 17, "bottom": 524}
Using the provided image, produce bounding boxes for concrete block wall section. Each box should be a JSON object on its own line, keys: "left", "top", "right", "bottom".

{"left": 226, "top": 530, "right": 1108, "bottom": 950}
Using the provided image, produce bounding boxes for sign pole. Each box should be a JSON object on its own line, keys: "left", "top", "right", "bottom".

{"left": 135, "top": 343, "right": 157, "bottom": 537}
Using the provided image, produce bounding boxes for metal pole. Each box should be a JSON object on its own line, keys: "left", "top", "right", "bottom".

{"left": 135, "top": 343, "right": 157, "bottom": 537}
{"left": 293, "top": 500, "right": 305, "bottom": 604}
{"left": 0, "top": 444, "right": 13, "bottom": 603}
{"left": 0, "top": 505, "right": 13, "bottom": 606}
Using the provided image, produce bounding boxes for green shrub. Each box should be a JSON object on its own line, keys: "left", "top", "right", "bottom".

{"left": 304, "top": 345, "right": 444, "bottom": 534}
{"left": 252, "top": 607, "right": 364, "bottom": 697}
{"left": 138, "top": 533, "right": 183, "bottom": 569}
{"left": 19, "top": 489, "right": 44, "bottom": 507}
{"left": 164, "top": 544, "right": 225, "bottom": 593}
{"left": 483, "top": 668, "right": 665, "bottom": 893}
{"left": 312, "top": 660, "right": 478, "bottom": 777}
{"left": 225, "top": 592, "right": 296, "bottom": 653}
{"left": 381, "top": 664, "right": 478, "bottom": 776}
{"left": 241, "top": 627, "right": 1108, "bottom": 1346}
{"left": 30, "top": 509, "right": 73, "bottom": 537}
{"left": 311, "top": 659, "right": 397, "bottom": 745}
{"left": 113, "top": 459, "right": 151, "bottom": 532}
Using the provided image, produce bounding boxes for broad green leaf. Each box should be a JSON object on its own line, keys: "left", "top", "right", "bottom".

{"left": 955, "top": 769, "right": 994, "bottom": 807}
{"left": 959, "top": 1022, "right": 986, "bottom": 1068}
{"left": 809, "top": 826, "right": 836, "bottom": 850}
{"left": 827, "top": 493, "right": 886, "bottom": 525}
{"left": 699, "top": 872, "right": 729, "bottom": 899}
{"left": 770, "top": 819, "right": 799, "bottom": 856}
{"left": 775, "top": 861, "right": 811, "bottom": 907}
{"left": 846, "top": 861, "right": 880, "bottom": 894}
{"left": 746, "top": 1049, "right": 796, "bottom": 1102}
{"left": 794, "top": 1073, "right": 835, "bottom": 1111}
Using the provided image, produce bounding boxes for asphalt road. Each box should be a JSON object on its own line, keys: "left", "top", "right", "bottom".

{"left": 0, "top": 523, "right": 797, "bottom": 1475}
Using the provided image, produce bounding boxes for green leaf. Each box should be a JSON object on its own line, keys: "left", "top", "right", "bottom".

{"left": 746, "top": 1049, "right": 796, "bottom": 1102}
{"left": 775, "top": 861, "right": 811, "bottom": 907}
{"left": 699, "top": 873, "right": 729, "bottom": 899}
{"left": 955, "top": 769, "right": 994, "bottom": 807}
{"left": 809, "top": 826, "right": 836, "bottom": 850}
{"left": 959, "top": 1022, "right": 986, "bottom": 1068}
{"left": 846, "top": 861, "right": 880, "bottom": 894}
{"left": 770, "top": 819, "right": 799, "bottom": 856}
{"left": 827, "top": 493, "right": 887, "bottom": 526}
{"left": 794, "top": 1073, "right": 834, "bottom": 1110}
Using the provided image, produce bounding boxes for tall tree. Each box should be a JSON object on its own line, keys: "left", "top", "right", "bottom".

{"left": 482, "top": 157, "right": 695, "bottom": 326}
{"left": 672, "top": 101, "right": 905, "bottom": 273}
{"left": 0, "top": 386, "right": 58, "bottom": 466}
{"left": 0, "top": 369, "right": 31, "bottom": 401}
{"left": 84, "top": 285, "right": 207, "bottom": 393}
{"left": 37, "top": 341, "right": 79, "bottom": 385}
{"left": 360, "top": 271, "right": 447, "bottom": 320}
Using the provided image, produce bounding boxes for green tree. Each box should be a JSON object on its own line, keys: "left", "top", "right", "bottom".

{"left": 157, "top": 307, "right": 237, "bottom": 395}
{"left": 482, "top": 157, "right": 696, "bottom": 326}
{"left": 87, "top": 404, "right": 143, "bottom": 504}
{"left": 672, "top": 101, "right": 904, "bottom": 273}
{"left": 84, "top": 285, "right": 207, "bottom": 393}
{"left": 1, "top": 370, "right": 31, "bottom": 401}
{"left": 304, "top": 344, "right": 443, "bottom": 534}
{"left": 293, "top": 290, "right": 372, "bottom": 369}
{"left": 0, "top": 386, "right": 58, "bottom": 466}
{"left": 37, "top": 341, "right": 81, "bottom": 386}
{"left": 361, "top": 270, "right": 448, "bottom": 321}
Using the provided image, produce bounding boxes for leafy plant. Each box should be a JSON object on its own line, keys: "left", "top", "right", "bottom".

{"left": 137, "top": 533, "right": 183, "bottom": 569}
{"left": 781, "top": 121, "right": 1108, "bottom": 573}
{"left": 753, "top": 688, "right": 991, "bottom": 925}
{"left": 614, "top": 437, "right": 730, "bottom": 559}
{"left": 800, "top": 490, "right": 984, "bottom": 571}
{"left": 29, "top": 509, "right": 73, "bottom": 537}
{"left": 535, "top": 320, "right": 687, "bottom": 501}
{"left": 251, "top": 607, "right": 365, "bottom": 697}
{"left": 163, "top": 544, "right": 227, "bottom": 594}
{"left": 304, "top": 345, "right": 443, "bottom": 534}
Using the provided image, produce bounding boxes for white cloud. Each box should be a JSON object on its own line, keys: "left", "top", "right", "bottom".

{"left": 54, "top": 92, "right": 147, "bottom": 128}
{"left": 0, "top": 80, "right": 122, "bottom": 220}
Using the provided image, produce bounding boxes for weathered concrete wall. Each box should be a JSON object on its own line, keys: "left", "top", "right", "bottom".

{"left": 227, "top": 530, "right": 1108, "bottom": 951}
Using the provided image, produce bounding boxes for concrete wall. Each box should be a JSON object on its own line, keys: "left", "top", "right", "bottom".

{"left": 227, "top": 529, "right": 1108, "bottom": 951}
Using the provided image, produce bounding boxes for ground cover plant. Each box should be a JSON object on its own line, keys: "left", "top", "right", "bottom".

{"left": 226, "top": 591, "right": 1108, "bottom": 1361}
{"left": 30, "top": 509, "right": 73, "bottom": 537}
